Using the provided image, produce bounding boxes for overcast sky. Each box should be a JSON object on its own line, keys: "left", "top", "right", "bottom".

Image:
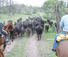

{"left": 14, "top": 0, "right": 67, "bottom": 7}
{"left": 14, "top": 0, "right": 46, "bottom": 7}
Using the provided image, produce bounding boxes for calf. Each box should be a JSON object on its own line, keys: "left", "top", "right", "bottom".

{"left": 45, "top": 25, "right": 49, "bottom": 34}
{"left": 26, "top": 28, "right": 31, "bottom": 37}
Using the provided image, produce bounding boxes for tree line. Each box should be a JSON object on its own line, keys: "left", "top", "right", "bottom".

{"left": 0, "top": 0, "right": 43, "bottom": 16}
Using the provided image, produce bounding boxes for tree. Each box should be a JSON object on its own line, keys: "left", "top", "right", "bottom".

{"left": 55, "top": 0, "right": 61, "bottom": 33}
{"left": 42, "top": 0, "right": 66, "bottom": 33}
{"left": 42, "top": 0, "right": 56, "bottom": 20}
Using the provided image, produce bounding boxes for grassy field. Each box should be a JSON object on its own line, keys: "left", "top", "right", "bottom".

{"left": 0, "top": 13, "right": 44, "bottom": 24}
{"left": 0, "top": 14, "right": 57, "bottom": 57}
{"left": 0, "top": 14, "right": 29, "bottom": 24}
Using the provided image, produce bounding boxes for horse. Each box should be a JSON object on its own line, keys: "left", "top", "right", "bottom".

{"left": 0, "top": 21, "right": 13, "bottom": 51}
{"left": 56, "top": 40, "right": 68, "bottom": 57}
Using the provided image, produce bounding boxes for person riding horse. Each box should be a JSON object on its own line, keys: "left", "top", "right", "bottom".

{"left": 0, "top": 20, "right": 13, "bottom": 51}
{"left": 52, "top": 8, "right": 68, "bottom": 52}
{"left": 0, "top": 22, "right": 8, "bottom": 42}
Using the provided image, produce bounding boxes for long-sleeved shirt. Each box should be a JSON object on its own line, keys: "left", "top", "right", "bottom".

{"left": 60, "top": 15, "right": 68, "bottom": 31}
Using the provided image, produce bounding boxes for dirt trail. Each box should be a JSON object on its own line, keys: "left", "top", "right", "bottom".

{"left": 25, "top": 34, "right": 41, "bottom": 57}
{"left": 4, "top": 38, "right": 19, "bottom": 57}
{"left": 3, "top": 33, "right": 51, "bottom": 57}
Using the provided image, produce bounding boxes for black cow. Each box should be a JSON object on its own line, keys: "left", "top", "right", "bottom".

{"left": 10, "top": 26, "right": 25, "bottom": 41}
{"left": 23, "top": 21, "right": 28, "bottom": 29}
{"left": 28, "top": 22, "right": 32, "bottom": 28}
{"left": 31, "top": 25, "right": 35, "bottom": 35}
{"left": 47, "top": 20, "right": 53, "bottom": 27}
{"left": 49, "top": 21, "right": 53, "bottom": 27}
{"left": 10, "top": 29, "right": 14, "bottom": 41}
{"left": 45, "top": 25, "right": 49, "bottom": 34}
{"left": 10, "top": 20, "right": 23, "bottom": 41}
{"left": 47, "top": 19, "right": 50, "bottom": 23}
{"left": 36, "top": 25, "right": 43, "bottom": 40}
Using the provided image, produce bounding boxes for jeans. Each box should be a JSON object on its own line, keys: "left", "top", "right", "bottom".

{"left": 53, "top": 31, "right": 67, "bottom": 50}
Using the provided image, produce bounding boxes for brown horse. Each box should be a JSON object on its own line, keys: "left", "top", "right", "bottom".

{"left": 56, "top": 40, "right": 68, "bottom": 57}
{"left": 0, "top": 49, "right": 4, "bottom": 57}
{"left": 0, "top": 21, "right": 13, "bottom": 51}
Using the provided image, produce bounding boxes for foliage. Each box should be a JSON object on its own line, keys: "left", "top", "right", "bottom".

{"left": 37, "top": 12, "right": 40, "bottom": 16}
{"left": 0, "top": 2, "right": 42, "bottom": 17}
{"left": 42, "top": 0, "right": 66, "bottom": 20}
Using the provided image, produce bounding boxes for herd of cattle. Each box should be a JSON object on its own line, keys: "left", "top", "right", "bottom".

{"left": 3, "top": 16, "right": 57, "bottom": 41}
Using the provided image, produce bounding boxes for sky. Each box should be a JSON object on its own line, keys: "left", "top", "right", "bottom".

{"left": 13, "top": 0, "right": 46, "bottom": 7}
{"left": 14, "top": 0, "right": 67, "bottom": 7}
{"left": 62, "top": 0, "right": 68, "bottom": 3}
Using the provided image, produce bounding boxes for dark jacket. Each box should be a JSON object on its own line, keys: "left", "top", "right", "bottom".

{"left": 0, "top": 23, "right": 3, "bottom": 31}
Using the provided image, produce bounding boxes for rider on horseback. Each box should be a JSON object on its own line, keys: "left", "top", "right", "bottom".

{"left": 0, "top": 22, "right": 8, "bottom": 41}
{"left": 0, "top": 20, "right": 13, "bottom": 42}
{"left": 52, "top": 8, "right": 68, "bottom": 51}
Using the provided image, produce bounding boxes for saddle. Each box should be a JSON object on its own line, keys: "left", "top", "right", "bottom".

{"left": 56, "top": 34, "right": 68, "bottom": 47}
{"left": 56, "top": 34, "right": 68, "bottom": 42}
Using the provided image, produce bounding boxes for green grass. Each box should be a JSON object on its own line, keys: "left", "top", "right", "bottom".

{"left": 39, "top": 25, "right": 57, "bottom": 57}
{"left": 0, "top": 14, "right": 29, "bottom": 24}
{"left": 38, "top": 36, "right": 57, "bottom": 57}
{"left": 7, "top": 36, "right": 28, "bottom": 57}
{"left": 0, "top": 13, "right": 44, "bottom": 24}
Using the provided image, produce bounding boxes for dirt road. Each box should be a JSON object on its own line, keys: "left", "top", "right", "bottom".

{"left": 25, "top": 34, "right": 41, "bottom": 57}
{"left": 4, "top": 38, "right": 19, "bottom": 57}
{"left": 4, "top": 33, "right": 53, "bottom": 57}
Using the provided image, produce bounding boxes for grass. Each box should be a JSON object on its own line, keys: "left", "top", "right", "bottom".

{"left": 0, "top": 14, "right": 29, "bottom": 24}
{"left": 41, "top": 32, "right": 57, "bottom": 57}
{"left": 7, "top": 36, "right": 28, "bottom": 57}
{"left": 39, "top": 26, "right": 57, "bottom": 57}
